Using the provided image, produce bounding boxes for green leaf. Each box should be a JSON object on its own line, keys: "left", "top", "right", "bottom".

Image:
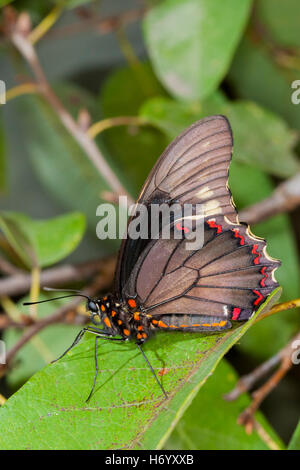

{"left": 0, "top": 212, "right": 38, "bottom": 268}
{"left": 0, "top": 211, "right": 86, "bottom": 268}
{"left": 288, "top": 420, "right": 300, "bottom": 450}
{"left": 228, "top": 37, "right": 300, "bottom": 130}
{"left": 0, "top": 288, "right": 281, "bottom": 450}
{"left": 165, "top": 359, "right": 283, "bottom": 450}
{"left": 140, "top": 96, "right": 300, "bottom": 177}
{"left": 143, "top": 0, "right": 252, "bottom": 100}
{"left": 223, "top": 101, "right": 300, "bottom": 178}
{"left": 140, "top": 93, "right": 226, "bottom": 138}
{"left": 5, "top": 294, "right": 81, "bottom": 388}
{"left": 0, "top": 0, "right": 13, "bottom": 6}
{"left": 100, "top": 63, "right": 168, "bottom": 192}
{"left": 257, "top": 0, "right": 300, "bottom": 47}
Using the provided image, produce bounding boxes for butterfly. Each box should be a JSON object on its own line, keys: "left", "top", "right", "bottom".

{"left": 24, "top": 115, "right": 281, "bottom": 401}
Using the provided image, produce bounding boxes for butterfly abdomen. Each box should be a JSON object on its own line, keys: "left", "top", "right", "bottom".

{"left": 150, "top": 314, "right": 231, "bottom": 332}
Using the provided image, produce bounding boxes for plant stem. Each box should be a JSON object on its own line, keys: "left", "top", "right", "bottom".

{"left": 29, "top": 266, "right": 40, "bottom": 319}
{"left": 87, "top": 116, "right": 147, "bottom": 139}
{"left": 0, "top": 256, "right": 116, "bottom": 297}
{"left": 3, "top": 83, "right": 38, "bottom": 103}
{"left": 28, "top": 4, "right": 64, "bottom": 45}
{"left": 0, "top": 394, "right": 6, "bottom": 405}
{"left": 254, "top": 297, "right": 300, "bottom": 325}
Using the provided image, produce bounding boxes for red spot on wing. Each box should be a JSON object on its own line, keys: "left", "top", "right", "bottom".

{"left": 252, "top": 245, "right": 260, "bottom": 264}
{"left": 232, "top": 307, "right": 241, "bottom": 320}
{"left": 253, "top": 289, "right": 263, "bottom": 306}
{"left": 176, "top": 223, "right": 189, "bottom": 234}
{"left": 260, "top": 266, "right": 267, "bottom": 287}
{"left": 232, "top": 228, "right": 245, "bottom": 245}
{"left": 207, "top": 220, "right": 222, "bottom": 233}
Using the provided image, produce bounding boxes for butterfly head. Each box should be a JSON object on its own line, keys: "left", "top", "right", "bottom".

{"left": 86, "top": 295, "right": 113, "bottom": 327}
{"left": 86, "top": 299, "right": 102, "bottom": 325}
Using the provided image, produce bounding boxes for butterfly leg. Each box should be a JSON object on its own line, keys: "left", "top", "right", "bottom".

{"left": 136, "top": 343, "right": 168, "bottom": 399}
{"left": 52, "top": 326, "right": 114, "bottom": 363}
{"left": 86, "top": 335, "right": 127, "bottom": 403}
{"left": 86, "top": 336, "right": 100, "bottom": 403}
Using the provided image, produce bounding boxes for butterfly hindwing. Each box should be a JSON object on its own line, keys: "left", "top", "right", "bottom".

{"left": 121, "top": 216, "right": 280, "bottom": 330}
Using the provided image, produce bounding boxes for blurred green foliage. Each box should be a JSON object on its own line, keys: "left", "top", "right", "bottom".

{"left": 0, "top": 0, "right": 299, "bottom": 450}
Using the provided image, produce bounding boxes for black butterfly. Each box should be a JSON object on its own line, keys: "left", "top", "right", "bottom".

{"left": 25, "top": 115, "right": 281, "bottom": 401}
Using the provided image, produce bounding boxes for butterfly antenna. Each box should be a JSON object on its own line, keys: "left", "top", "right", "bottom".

{"left": 23, "top": 287, "right": 92, "bottom": 306}
{"left": 136, "top": 343, "right": 168, "bottom": 399}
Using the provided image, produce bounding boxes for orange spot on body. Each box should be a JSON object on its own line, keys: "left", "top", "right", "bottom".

{"left": 134, "top": 312, "right": 140, "bottom": 321}
{"left": 112, "top": 310, "right": 117, "bottom": 317}
{"left": 212, "top": 321, "right": 227, "bottom": 327}
{"left": 104, "top": 317, "right": 111, "bottom": 328}
{"left": 158, "top": 320, "right": 168, "bottom": 328}
{"left": 137, "top": 333, "right": 142, "bottom": 340}
{"left": 118, "top": 319, "right": 122, "bottom": 325}
{"left": 152, "top": 319, "right": 158, "bottom": 325}
{"left": 128, "top": 299, "right": 137, "bottom": 308}
{"left": 123, "top": 329, "right": 130, "bottom": 336}
{"left": 142, "top": 333, "right": 147, "bottom": 339}
{"left": 137, "top": 325, "right": 143, "bottom": 331}
{"left": 100, "top": 305, "right": 105, "bottom": 312}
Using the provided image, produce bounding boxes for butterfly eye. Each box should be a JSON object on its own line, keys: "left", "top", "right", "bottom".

{"left": 87, "top": 301, "right": 98, "bottom": 313}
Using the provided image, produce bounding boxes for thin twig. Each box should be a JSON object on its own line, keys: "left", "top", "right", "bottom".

{"left": 239, "top": 172, "right": 300, "bottom": 225}
{"left": 225, "top": 330, "right": 300, "bottom": 433}
{"left": 0, "top": 255, "right": 23, "bottom": 276}
{"left": 251, "top": 419, "right": 282, "bottom": 450}
{"left": 224, "top": 353, "right": 282, "bottom": 401}
{"left": 44, "top": 7, "right": 146, "bottom": 41}
{"left": 225, "top": 330, "right": 300, "bottom": 401}
{"left": 7, "top": 20, "right": 134, "bottom": 206}
{"left": 0, "top": 256, "right": 116, "bottom": 297}
{"left": 237, "top": 355, "right": 293, "bottom": 434}
{"left": 29, "top": 265, "right": 40, "bottom": 319}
